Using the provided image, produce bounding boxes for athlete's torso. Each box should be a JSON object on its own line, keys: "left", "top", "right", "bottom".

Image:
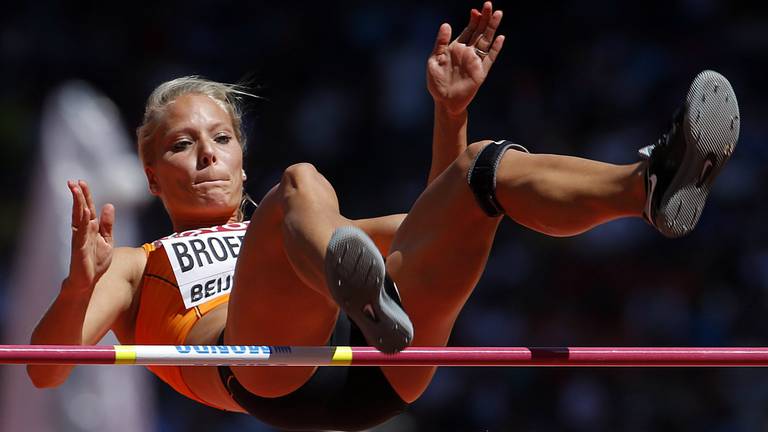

{"left": 131, "top": 222, "right": 249, "bottom": 407}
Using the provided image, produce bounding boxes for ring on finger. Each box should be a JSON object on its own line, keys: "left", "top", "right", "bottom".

{"left": 473, "top": 35, "right": 491, "bottom": 54}
{"left": 474, "top": 47, "right": 489, "bottom": 58}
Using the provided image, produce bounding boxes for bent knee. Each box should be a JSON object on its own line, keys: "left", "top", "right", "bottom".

{"left": 281, "top": 162, "right": 322, "bottom": 187}
{"left": 281, "top": 163, "right": 333, "bottom": 193}
{"left": 279, "top": 162, "right": 338, "bottom": 207}
{"left": 456, "top": 140, "right": 495, "bottom": 171}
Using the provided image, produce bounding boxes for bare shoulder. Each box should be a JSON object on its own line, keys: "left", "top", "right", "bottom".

{"left": 101, "top": 246, "right": 148, "bottom": 294}
{"left": 92, "top": 246, "right": 147, "bottom": 301}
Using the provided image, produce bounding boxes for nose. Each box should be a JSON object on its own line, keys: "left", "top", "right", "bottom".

{"left": 197, "top": 139, "right": 217, "bottom": 168}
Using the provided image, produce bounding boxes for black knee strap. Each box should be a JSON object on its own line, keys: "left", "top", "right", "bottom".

{"left": 467, "top": 140, "right": 529, "bottom": 217}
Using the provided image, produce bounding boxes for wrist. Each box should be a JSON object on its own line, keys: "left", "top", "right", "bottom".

{"left": 434, "top": 104, "right": 468, "bottom": 124}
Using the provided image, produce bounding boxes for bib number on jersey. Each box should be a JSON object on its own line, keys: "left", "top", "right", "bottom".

{"left": 160, "top": 230, "right": 246, "bottom": 309}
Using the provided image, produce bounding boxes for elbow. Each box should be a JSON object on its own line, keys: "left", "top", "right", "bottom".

{"left": 27, "top": 365, "right": 66, "bottom": 389}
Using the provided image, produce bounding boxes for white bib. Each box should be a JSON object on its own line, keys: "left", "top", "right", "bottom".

{"left": 159, "top": 222, "right": 249, "bottom": 309}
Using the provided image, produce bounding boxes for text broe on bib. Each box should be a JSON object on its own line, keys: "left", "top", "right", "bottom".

{"left": 159, "top": 222, "right": 249, "bottom": 309}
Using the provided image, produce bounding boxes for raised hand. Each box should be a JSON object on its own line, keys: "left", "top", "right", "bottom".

{"left": 427, "top": 1, "right": 505, "bottom": 116}
{"left": 67, "top": 180, "right": 115, "bottom": 289}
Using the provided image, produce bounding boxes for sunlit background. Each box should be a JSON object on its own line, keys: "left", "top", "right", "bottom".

{"left": 1, "top": 1, "right": 767, "bottom": 431}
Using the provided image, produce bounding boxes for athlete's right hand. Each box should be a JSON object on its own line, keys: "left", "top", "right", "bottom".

{"left": 426, "top": 1, "right": 505, "bottom": 116}
{"left": 67, "top": 180, "right": 115, "bottom": 290}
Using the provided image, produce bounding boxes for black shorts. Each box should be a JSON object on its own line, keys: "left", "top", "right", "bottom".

{"left": 217, "top": 314, "right": 408, "bottom": 431}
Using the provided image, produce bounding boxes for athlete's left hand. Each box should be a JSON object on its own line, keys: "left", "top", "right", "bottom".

{"left": 427, "top": 1, "right": 505, "bottom": 116}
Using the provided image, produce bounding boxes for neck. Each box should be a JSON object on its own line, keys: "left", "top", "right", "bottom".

{"left": 171, "top": 211, "right": 240, "bottom": 233}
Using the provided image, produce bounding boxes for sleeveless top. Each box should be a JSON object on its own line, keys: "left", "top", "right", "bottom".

{"left": 133, "top": 222, "right": 249, "bottom": 407}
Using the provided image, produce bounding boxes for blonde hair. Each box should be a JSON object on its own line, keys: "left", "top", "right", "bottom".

{"left": 136, "top": 76, "right": 252, "bottom": 165}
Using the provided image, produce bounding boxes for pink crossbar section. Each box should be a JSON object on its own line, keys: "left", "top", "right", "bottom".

{"left": 5, "top": 345, "right": 768, "bottom": 366}
{"left": 348, "top": 347, "right": 768, "bottom": 366}
{"left": 0, "top": 345, "right": 116, "bottom": 364}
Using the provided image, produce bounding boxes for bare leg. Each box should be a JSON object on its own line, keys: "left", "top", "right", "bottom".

{"left": 225, "top": 163, "right": 354, "bottom": 397}
{"left": 496, "top": 149, "right": 646, "bottom": 236}
{"left": 382, "top": 141, "right": 646, "bottom": 402}
{"left": 280, "top": 164, "right": 358, "bottom": 296}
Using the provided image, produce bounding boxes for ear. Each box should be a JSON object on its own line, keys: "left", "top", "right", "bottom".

{"left": 145, "top": 167, "right": 161, "bottom": 196}
{"left": 242, "top": 169, "right": 247, "bottom": 182}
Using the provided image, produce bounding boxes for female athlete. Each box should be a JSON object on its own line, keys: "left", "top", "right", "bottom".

{"left": 27, "top": 2, "right": 740, "bottom": 430}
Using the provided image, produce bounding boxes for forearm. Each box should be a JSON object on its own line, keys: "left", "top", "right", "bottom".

{"left": 27, "top": 278, "right": 93, "bottom": 388}
{"left": 429, "top": 105, "right": 468, "bottom": 184}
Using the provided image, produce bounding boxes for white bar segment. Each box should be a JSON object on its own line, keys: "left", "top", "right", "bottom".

{"left": 132, "top": 345, "right": 341, "bottom": 366}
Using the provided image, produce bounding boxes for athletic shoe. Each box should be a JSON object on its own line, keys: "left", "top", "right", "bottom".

{"left": 324, "top": 226, "right": 413, "bottom": 353}
{"left": 639, "top": 70, "right": 740, "bottom": 238}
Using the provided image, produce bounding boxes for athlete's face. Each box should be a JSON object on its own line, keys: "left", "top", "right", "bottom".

{"left": 144, "top": 93, "right": 244, "bottom": 226}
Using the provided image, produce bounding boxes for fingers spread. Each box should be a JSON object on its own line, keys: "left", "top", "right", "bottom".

{"left": 69, "top": 181, "right": 89, "bottom": 228}
{"left": 456, "top": 8, "right": 481, "bottom": 44}
{"left": 68, "top": 180, "right": 81, "bottom": 228}
{"left": 69, "top": 181, "right": 89, "bottom": 248}
{"left": 79, "top": 180, "right": 97, "bottom": 222}
{"left": 470, "top": 1, "right": 493, "bottom": 46}
{"left": 481, "top": 10, "right": 503, "bottom": 51}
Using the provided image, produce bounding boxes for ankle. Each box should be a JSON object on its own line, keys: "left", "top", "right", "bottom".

{"left": 631, "top": 161, "right": 649, "bottom": 217}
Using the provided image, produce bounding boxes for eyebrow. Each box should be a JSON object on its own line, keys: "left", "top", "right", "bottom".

{"left": 164, "top": 122, "right": 234, "bottom": 138}
{"left": 207, "top": 122, "right": 234, "bottom": 133}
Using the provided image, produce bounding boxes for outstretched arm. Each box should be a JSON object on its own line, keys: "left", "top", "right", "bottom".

{"left": 355, "top": 4, "right": 506, "bottom": 254}
{"left": 28, "top": 181, "right": 143, "bottom": 388}
{"left": 427, "top": 1, "right": 505, "bottom": 183}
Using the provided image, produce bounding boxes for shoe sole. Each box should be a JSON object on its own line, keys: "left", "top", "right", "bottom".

{"left": 655, "top": 70, "right": 740, "bottom": 238}
{"left": 324, "top": 226, "right": 413, "bottom": 353}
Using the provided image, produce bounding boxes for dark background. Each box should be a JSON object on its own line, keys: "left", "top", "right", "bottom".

{"left": 1, "top": 1, "right": 767, "bottom": 430}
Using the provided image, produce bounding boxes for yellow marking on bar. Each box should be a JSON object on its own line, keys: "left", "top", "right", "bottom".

{"left": 114, "top": 345, "right": 137, "bottom": 365}
{"left": 331, "top": 346, "right": 353, "bottom": 365}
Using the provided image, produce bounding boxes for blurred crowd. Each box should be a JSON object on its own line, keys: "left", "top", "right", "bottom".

{"left": 1, "top": 0, "right": 767, "bottom": 431}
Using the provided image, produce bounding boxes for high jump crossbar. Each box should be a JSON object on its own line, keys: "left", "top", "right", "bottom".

{"left": 6, "top": 345, "right": 768, "bottom": 367}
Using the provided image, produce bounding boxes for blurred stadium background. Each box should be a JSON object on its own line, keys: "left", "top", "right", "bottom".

{"left": 1, "top": 1, "right": 767, "bottom": 431}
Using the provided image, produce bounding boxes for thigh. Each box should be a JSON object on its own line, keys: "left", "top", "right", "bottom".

{"left": 220, "top": 314, "right": 407, "bottom": 431}
{"left": 225, "top": 184, "right": 339, "bottom": 398}
{"left": 382, "top": 142, "right": 503, "bottom": 402}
